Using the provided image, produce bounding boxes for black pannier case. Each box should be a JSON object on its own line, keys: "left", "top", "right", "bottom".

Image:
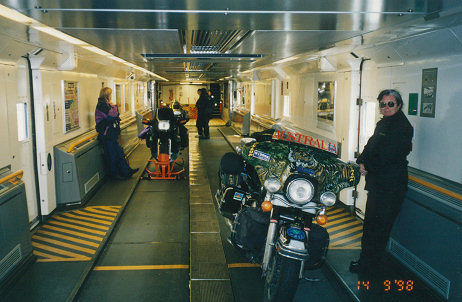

{"left": 231, "top": 207, "right": 270, "bottom": 262}
{"left": 305, "top": 223, "right": 330, "bottom": 269}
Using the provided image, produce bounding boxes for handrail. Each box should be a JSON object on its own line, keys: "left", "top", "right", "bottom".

{"left": 121, "top": 116, "right": 136, "bottom": 124}
{"left": 0, "top": 170, "right": 23, "bottom": 185}
{"left": 67, "top": 133, "right": 98, "bottom": 153}
{"left": 409, "top": 174, "right": 462, "bottom": 202}
{"left": 66, "top": 116, "right": 137, "bottom": 153}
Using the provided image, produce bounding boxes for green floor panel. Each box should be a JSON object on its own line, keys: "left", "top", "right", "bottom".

{"left": 78, "top": 270, "right": 189, "bottom": 302}
{"left": 95, "top": 242, "right": 189, "bottom": 267}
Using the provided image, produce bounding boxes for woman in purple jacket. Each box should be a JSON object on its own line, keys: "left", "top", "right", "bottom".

{"left": 95, "top": 87, "right": 138, "bottom": 179}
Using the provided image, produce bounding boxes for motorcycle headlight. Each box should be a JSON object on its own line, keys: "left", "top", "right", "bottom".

{"left": 264, "top": 177, "right": 282, "bottom": 193}
{"left": 286, "top": 178, "right": 315, "bottom": 205}
{"left": 158, "top": 120, "right": 170, "bottom": 130}
{"left": 320, "top": 191, "right": 337, "bottom": 207}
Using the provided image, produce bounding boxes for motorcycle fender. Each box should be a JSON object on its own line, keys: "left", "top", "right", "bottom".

{"left": 275, "top": 227, "right": 309, "bottom": 261}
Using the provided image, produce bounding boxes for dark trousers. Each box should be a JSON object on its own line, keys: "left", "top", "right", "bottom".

{"left": 196, "top": 114, "right": 210, "bottom": 137}
{"left": 102, "top": 139, "right": 132, "bottom": 177}
{"left": 179, "top": 124, "right": 188, "bottom": 148}
{"left": 360, "top": 189, "right": 405, "bottom": 266}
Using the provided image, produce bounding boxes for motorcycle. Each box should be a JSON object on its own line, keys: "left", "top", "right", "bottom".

{"left": 215, "top": 128, "right": 360, "bottom": 302}
{"left": 138, "top": 106, "right": 185, "bottom": 179}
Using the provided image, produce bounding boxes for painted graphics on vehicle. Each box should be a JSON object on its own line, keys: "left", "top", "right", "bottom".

{"left": 242, "top": 140, "right": 360, "bottom": 197}
{"left": 272, "top": 130, "right": 338, "bottom": 155}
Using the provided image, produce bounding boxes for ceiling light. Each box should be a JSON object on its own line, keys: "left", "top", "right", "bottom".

{"left": 81, "top": 45, "right": 111, "bottom": 56}
{"left": 32, "top": 25, "right": 86, "bottom": 45}
{"left": 0, "top": 5, "right": 34, "bottom": 24}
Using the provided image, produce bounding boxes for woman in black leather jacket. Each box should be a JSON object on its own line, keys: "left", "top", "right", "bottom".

{"left": 350, "top": 89, "right": 413, "bottom": 274}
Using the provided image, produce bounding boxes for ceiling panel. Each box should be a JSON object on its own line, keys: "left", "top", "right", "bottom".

{"left": 2, "top": 0, "right": 460, "bottom": 82}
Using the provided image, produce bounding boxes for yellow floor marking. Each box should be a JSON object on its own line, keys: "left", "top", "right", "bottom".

{"left": 32, "top": 241, "right": 92, "bottom": 259}
{"left": 33, "top": 250, "right": 91, "bottom": 262}
{"left": 329, "top": 226, "right": 364, "bottom": 239}
{"left": 85, "top": 208, "right": 118, "bottom": 217}
{"left": 36, "top": 230, "right": 100, "bottom": 247}
{"left": 53, "top": 216, "right": 109, "bottom": 230}
{"left": 325, "top": 216, "right": 357, "bottom": 227}
{"left": 326, "top": 212, "right": 350, "bottom": 220}
{"left": 330, "top": 233, "right": 363, "bottom": 245}
{"left": 62, "top": 212, "right": 112, "bottom": 225}
{"left": 48, "top": 220, "right": 106, "bottom": 236}
{"left": 228, "top": 263, "right": 261, "bottom": 268}
{"left": 73, "top": 210, "right": 115, "bottom": 221}
{"left": 97, "top": 206, "right": 120, "bottom": 213}
{"left": 42, "top": 224, "right": 104, "bottom": 241}
{"left": 326, "top": 208, "right": 345, "bottom": 215}
{"left": 326, "top": 220, "right": 362, "bottom": 232}
{"left": 33, "top": 235, "right": 96, "bottom": 254}
{"left": 93, "top": 265, "right": 189, "bottom": 271}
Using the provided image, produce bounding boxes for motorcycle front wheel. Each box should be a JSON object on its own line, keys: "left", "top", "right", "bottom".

{"left": 263, "top": 252, "right": 301, "bottom": 302}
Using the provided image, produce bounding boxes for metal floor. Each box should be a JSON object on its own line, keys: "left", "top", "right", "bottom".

{"left": 1, "top": 122, "right": 444, "bottom": 302}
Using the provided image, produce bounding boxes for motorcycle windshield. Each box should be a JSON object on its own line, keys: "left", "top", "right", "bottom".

{"left": 241, "top": 139, "right": 360, "bottom": 196}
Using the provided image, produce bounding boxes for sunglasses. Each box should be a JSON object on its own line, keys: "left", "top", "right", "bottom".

{"left": 380, "top": 101, "right": 396, "bottom": 108}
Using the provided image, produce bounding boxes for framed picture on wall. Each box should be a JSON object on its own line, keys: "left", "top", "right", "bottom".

{"left": 63, "top": 81, "right": 80, "bottom": 133}
{"left": 317, "top": 81, "right": 336, "bottom": 126}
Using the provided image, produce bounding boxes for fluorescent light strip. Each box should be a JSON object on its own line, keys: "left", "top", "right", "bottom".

{"left": 0, "top": 5, "right": 34, "bottom": 23}
{"left": 0, "top": 5, "right": 167, "bottom": 81}
{"left": 32, "top": 8, "right": 426, "bottom": 15}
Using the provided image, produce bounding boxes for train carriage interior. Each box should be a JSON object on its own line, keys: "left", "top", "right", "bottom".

{"left": 0, "top": 1, "right": 461, "bottom": 301}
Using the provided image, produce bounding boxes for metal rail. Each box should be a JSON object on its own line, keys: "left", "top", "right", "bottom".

{"left": 66, "top": 116, "right": 138, "bottom": 153}
{"left": 66, "top": 133, "right": 98, "bottom": 153}
{"left": 408, "top": 175, "right": 462, "bottom": 202}
{"left": 0, "top": 170, "right": 23, "bottom": 185}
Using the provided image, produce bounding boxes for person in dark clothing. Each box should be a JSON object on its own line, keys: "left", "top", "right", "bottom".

{"left": 94, "top": 87, "right": 138, "bottom": 179}
{"left": 195, "top": 88, "right": 212, "bottom": 139}
{"left": 350, "top": 89, "right": 413, "bottom": 274}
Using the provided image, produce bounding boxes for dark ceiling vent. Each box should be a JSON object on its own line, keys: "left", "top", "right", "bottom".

{"left": 179, "top": 29, "right": 252, "bottom": 54}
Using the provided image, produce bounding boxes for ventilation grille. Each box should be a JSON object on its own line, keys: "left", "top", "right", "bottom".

{"left": 408, "top": 180, "right": 462, "bottom": 211}
{"left": 180, "top": 30, "right": 244, "bottom": 54}
{"left": 0, "top": 244, "right": 22, "bottom": 281}
{"left": 84, "top": 172, "right": 100, "bottom": 194}
{"left": 389, "top": 239, "right": 450, "bottom": 299}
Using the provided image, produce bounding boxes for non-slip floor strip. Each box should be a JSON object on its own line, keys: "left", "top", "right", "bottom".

{"left": 325, "top": 207, "right": 362, "bottom": 249}
{"left": 32, "top": 206, "right": 121, "bottom": 262}
{"left": 188, "top": 131, "right": 234, "bottom": 302}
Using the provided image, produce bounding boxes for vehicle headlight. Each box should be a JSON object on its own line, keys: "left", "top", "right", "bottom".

{"left": 264, "top": 177, "right": 282, "bottom": 193}
{"left": 158, "top": 120, "right": 170, "bottom": 130}
{"left": 286, "top": 178, "right": 315, "bottom": 205}
{"left": 320, "top": 192, "right": 337, "bottom": 206}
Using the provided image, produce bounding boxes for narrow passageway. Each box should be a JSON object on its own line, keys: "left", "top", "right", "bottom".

{"left": 77, "top": 152, "right": 190, "bottom": 301}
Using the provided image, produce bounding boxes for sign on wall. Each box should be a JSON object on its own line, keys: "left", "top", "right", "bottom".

{"left": 64, "top": 81, "right": 80, "bottom": 132}
{"left": 420, "top": 68, "right": 437, "bottom": 118}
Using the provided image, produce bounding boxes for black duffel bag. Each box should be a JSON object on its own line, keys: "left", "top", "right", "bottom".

{"left": 305, "top": 223, "right": 330, "bottom": 269}
{"left": 231, "top": 207, "right": 270, "bottom": 263}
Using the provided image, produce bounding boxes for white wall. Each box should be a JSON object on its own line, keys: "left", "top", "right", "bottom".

{"left": 374, "top": 55, "right": 462, "bottom": 183}
{"left": 159, "top": 84, "right": 206, "bottom": 105}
